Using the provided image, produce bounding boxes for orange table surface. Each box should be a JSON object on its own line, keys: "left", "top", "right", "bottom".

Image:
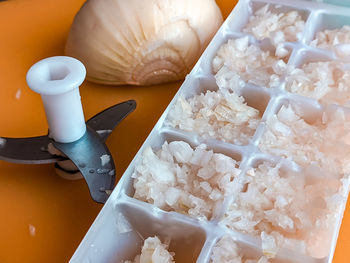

{"left": 0, "top": 0, "right": 349, "bottom": 262}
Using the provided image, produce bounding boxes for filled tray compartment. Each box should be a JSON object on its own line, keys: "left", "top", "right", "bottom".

{"left": 258, "top": 98, "right": 350, "bottom": 174}
{"left": 164, "top": 82, "right": 270, "bottom": 146}
{"left": 220, "top": 154, "right": 349, "bottom": 261}
{"left": 208, "top": 233, "right": 298, "bottom": 263}
{"left": 128, "top": 133, "right": 243, "bottom": 221}
{"left": 284, "top": 48, "right": 350, "bottom": 105}
{"left": 305, "top": 8, "right": 350, "bottom": 64}
{"left": 241, "top": 1, "right": 310, "bottom": 45}
{"left": 116, "top": 201, "right": 207, "bottom": 263}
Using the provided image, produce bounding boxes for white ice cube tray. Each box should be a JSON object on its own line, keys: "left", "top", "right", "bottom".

{"left": 71, "top": 0, "right": 350, "bottom": 262}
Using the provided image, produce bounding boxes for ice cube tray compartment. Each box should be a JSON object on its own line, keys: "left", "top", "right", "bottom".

{"left": 206, "top": 233, "right": 310, "bottom": 263}
{"left": 71, "top": 1, "right": 350, "bottom": 263}
{"left": 221, "top": 158, "right": 346, "bottom": 261}
{"left": 311, "top": 12, "right": 350, "bottom": 45}
{"left": 117, "top": 201, "right": 207, "bottom": 263}
{"left": 198, "top": 33, "right": 293, "bottom": 88}
{"left": 163, "top": 79, "right": 271, "bottom": 147}
{"left": 288, "top": 48, "right": 336, "bottom": 67}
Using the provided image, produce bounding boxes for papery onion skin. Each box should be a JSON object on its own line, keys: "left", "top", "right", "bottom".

{"left": 65, "top": 0, "right": 223, "bottom": 86}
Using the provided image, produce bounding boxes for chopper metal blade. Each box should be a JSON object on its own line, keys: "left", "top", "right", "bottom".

{"left": 0, "top": 135, "right": 64, "bottom": 164}
{"left": 51, "top": 126, "right": 115, "bottom": 203}
{"left": 86, "top": 100, "right": 136, "bottom": 141}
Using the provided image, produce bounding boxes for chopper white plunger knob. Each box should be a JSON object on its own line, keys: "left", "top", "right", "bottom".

{"left": 26, "top": 56, "right": 87, "bottom": 143}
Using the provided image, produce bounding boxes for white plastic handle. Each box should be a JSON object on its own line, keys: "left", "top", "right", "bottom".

{"left": 26, "top": 56, "right": 87, "bottom": 143}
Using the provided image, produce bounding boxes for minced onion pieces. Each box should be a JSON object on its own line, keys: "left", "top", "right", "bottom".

{"left": 243, "top": 4, "right": 305, "bottom": 46}
{"left": 259, "top": 104, "right": 350, "bottom": 176}
{"left": 285, "top": 61, "right": 350, "bottom": 105}
{"left": 212, "top": 36, "right": 285, "bottom": 88}
{"left": 222, "top": 161, "right": 346, "bottom": 258}
{"left": 123, "top": 236, "right": 175, "bottom": 263}
{"left": 310, "top": 25, "right": 350, "bottom": 51}
{"left": 132, "top": 141, "right": 241, "bottom": 220}
{"left": 166, "top": 88, "right": 260, "bottom": 146}
{"left": 211, "top": 235, "right": 270, "bottom": 263}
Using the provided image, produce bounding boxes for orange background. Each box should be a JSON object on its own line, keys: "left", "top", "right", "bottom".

{"left": 0, "top": 0, "right": 348, "bottom": 262}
